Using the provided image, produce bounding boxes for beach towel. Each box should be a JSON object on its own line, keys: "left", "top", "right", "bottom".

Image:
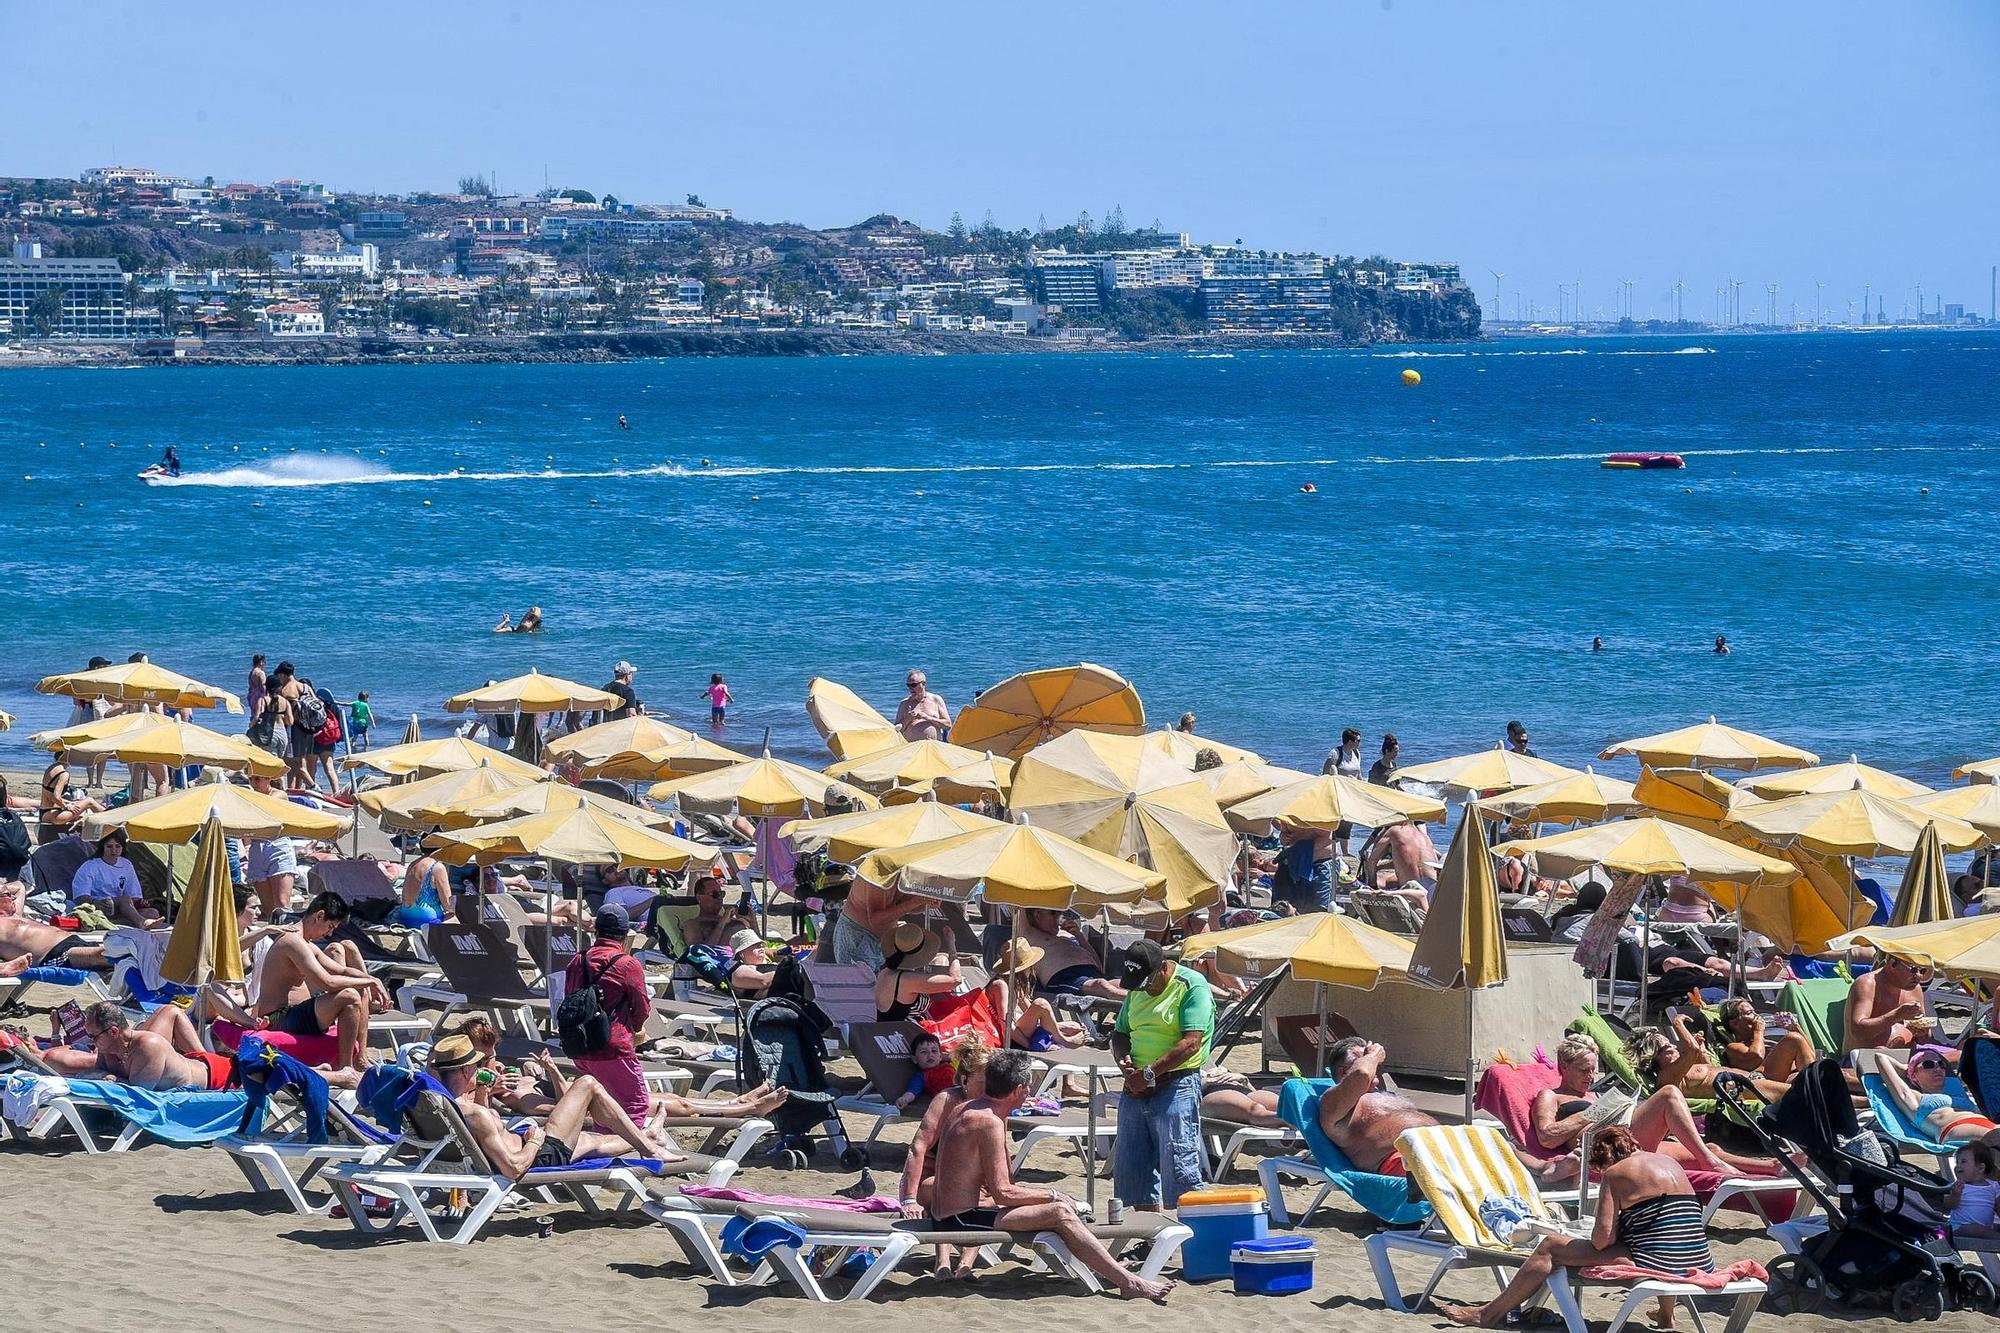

{"left": 683, "top": 1185, "right": 900, "bottom": 1214}
{"left": 209, "top": 1021, "right": 339, "bottom": 1069}
{"left": 9, "top": 1071, "right": 246, "bottom": 1143}
{"left": 1474, "top": 1060, "right": 1564, "bottom": 1160}
{"left": 16, "top": 966, "right": 94, "bottom": 988}
{"left": 1276, "top": 1077, "right": 1432, "bottom": 1226}
{"left": 235, "top": 1035, "right": 330, "bottom": 1143}
{"left": 1863, "top": 1071, "right": 1977, "bottom": 1157}
{"left": 1579, "top": 1257, "right": 1768, "bottom": 1288}
{"left": 357, "top": 1063, "right": 453, "bottom": 1134}
{"left": 3, "top": 1071, "right": 86, "bottom": 1124}
{"left": 1776, "top": 978, "right": 1848, "bottom": 1058}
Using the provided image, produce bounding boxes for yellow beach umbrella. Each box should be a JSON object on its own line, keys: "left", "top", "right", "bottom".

{"left": 1495, "top": 816, "right": 1798, "bottom": 884}
{"left": 1907, "top": 784, "right": 2000, "bottom": 842}
{"left": 1830, "top": 915, "right": 2000, "bottom": 980}
{"left": 857, "top": 819, "right": 1164, "bottom": 911}
{"left": 781, "top": 798, "right": 1005, "bottom": 863}
{"left": 400, "top": 714, "right": 423, "bottom": 745}
{"left": 1411, "top": 807, "right": 1509, "bottom": 992}
{"left": 1186, "top": 910, "right": 1415, "bottom": 988}
{"left": 933, "top": 754, "right": 1016, "bottom": 804}
{"left": 1390, "top": 746, "right": 1579, "bottom": 795}
{"left": 649, "top": 752, "right": 877, "bottom": 818}
{"left": 545, "top": 715, "right": 696, "bottom": 768}
{"left": 1473, "top": 768, "right": 1639, "bottom": 825}
{"left": 826, "top": 738, "right": 991, "bottom": 794}
{"left": 37, "top": 661, "right": 243, "bottom": 714}
{"left": 1225, "top": 773, "right": 1446, "bottom": 834}
{"left": 341, "top": 735, "right": 543, "bottom": 780}
{"left": 443, "top": 669, "right": 622, "bottom": 716}
{"left": 1600, "top": 716, "right": 1818, "bottom": 772}
{"left": 1009, "top": 729, "right": 1236, "bottom": 914}
{"left": 160, "top": 814, "right": 244, "bottom": 986}
{"left": 85, "top": 783, "right": 350, "bottom": 844}
{"left": 357, "top": 765, "right": 533, "bottom": 834}
{"left": 1142, "top": 728, "right": 1263, "bottom": 767}
{"left": 423, "top": 779, "right": 675, "bottom": 832}
{"left": 428, "top": 805, "right": 719, "bottom": 870}
{"left": 1887, "top": 820, "right": 1954, "bottom": 929}
{"left": 0, "top": 710, "right": 11, "bottom": 732}
{"left": 1195, "top": 760, "right": 1313, "bottom": 809}
{"left": 590, "top": 736, "right": 749, "bottom": 781}
{"left": 1727, "top": 787, "right": 1983, "bottom": 859}
{"left": 1955, "top": 757, "right": 2000, "bottom": 784}
{"left": 805, "top": 677, "right": 902, "bottom": 761}
{"left": 63, "top": 716, "right": 285, "bottom": 778}
{"left": 1740, "top": 756, "right": 1931, "bottom": 800}
{"left": 949, "top": 662, "right": 1146, "bottom": 760}
{"left": 36, "top": 709, "right": 207, "bottom": 753}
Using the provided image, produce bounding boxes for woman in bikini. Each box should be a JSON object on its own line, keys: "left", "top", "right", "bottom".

{"left": 1869, "top": 1048, "right": 1999, "bottom": 1145}
{"left": 1716, "top": 997, "right": 1818, "bottom": 1086}
{"left": 1532, "top": 1033, "right": 1768, "bottom": 1178}
{"left": 1629, "top": 1012, "right": 1795, "bottom": 1104}
{"left": 873, "top": 923, "right": 961, "bottom": 1022}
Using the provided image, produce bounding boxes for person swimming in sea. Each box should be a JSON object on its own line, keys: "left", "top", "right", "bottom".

{"left": 494, "top": 605, "right": 544, "bottom": 634}
{"left": 617, "top": 415, "right": 630, "bottom": 430}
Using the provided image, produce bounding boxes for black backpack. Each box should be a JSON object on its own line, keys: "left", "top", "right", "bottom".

{"left": 556, "top": 952, "right": 620, "bottom": 1058}
{"left": 292, "top": 689, "right": 328, "bottom": 732}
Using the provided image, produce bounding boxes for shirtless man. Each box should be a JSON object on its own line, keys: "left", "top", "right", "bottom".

{"left": 46, "top": 1003, "right": 235, "bottom": 1091}
{"left": 0, "top": 880, "right": 110, "bottom": 974}
{"left": 426, "top": 1033, "right": 680, "bottom": 1177}
{"left": 1844, "top": 953, "right": 1938, "bottom": 1055}
{"left": 1316, "top": 1036, "right": 1572, "bottom": 1181}
{"left": 928, "top": 1050, "right": 1173, "bottom": 1302}
{"left": 1018, "top": 908, "right": 1126, "bottom": 1002}
{"left": 682, "top": 875, "right": 754, "bottom": 949}
{"left": 252, "top": 890, "right": 387, "bottom": 1070}
{"left": 1374, "top": 820, "right": 1442, "bottom": 904}
{"left": 829, "top": 874, "right": 923, "bottom": 971}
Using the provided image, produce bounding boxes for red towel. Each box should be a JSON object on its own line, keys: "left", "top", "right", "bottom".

{"left": 1474, "top": 1060, "right": 1564, "bottom": 1161}
{"left": 1578, "top": 1257, "right": 1768, "bottom": 1288}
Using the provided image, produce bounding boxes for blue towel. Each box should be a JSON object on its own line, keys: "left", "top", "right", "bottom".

{"left": 66, "top": 1079, "right": 247, "bottom": 1143}
{"left": 1276, "top": 1078, "right": 1432, "bottom": 1226}
{"left": 1861, "top": 1072, "right": 1976, "bottom": 1156}
{"left": 236, "top": 1036, "right": 330, "bottom": 1143}
{"left": 721, "top": 1214, "right": 808, "bottom": 1260}
{"left": 357, "top": 1063, "right": 453, "bottom": 1133}
{"left": 19, "top": 966, "right": 94, "bottom": 987}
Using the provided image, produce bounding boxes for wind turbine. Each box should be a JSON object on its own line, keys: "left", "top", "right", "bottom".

{"left": 1672, "top": 276, "right": 1686, "bottom": 325}
{"left": 1489, "top": 269, "right": 1505, "bottom": 322}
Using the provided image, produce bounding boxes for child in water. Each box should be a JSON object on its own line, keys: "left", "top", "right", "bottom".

{"left": 348, "top": 691, "right": 373, "bottom": 750}
{"left": 703, "top": 673, "right": 733, "bottom": 725}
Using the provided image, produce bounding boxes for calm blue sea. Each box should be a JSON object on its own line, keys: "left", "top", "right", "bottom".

{"left": 3, "top": 333, "right": 1997, "bottom": 787}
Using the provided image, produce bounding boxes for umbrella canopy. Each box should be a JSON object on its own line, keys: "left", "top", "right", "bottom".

{"left": 160, "top": 814, "right": 244, "bottom": 986}
{"left": 1185, "top": 911, "right": 1415, "bottom": 988}
{"left": 1494, "top": 816, "right": 1798, "bottom": 884}
{"left": 1225, "top": 773, "right": 1446, "bottom": 835}
{"left": 1473, "top": 768, "right": 1639, "bottom": 825}
{"left": 805, "top": 677, "right": 902, "bottom": 761}
{"left": 422, "top": 780, "right": 675, "bottom": 832}
{"left": 1907, "top": 784, "right": 2000, "bottom": 842}
{"left": 1410, "top": 804, "right": 1508, "bottom": 991}
{"left": 1829, "top": 915, "right": 2000, "bottom": 980}
{"left": 36, "top": 710, "right": 187, "bottom": 752}
{"left": 1726, "top": 787, "right": 1983, "bottom": 858}
{"left": 356, "top": 766, "right": 533, "bottom": 835}
{"left": 1390, "top": 745, "right": 1578, "bottom": 796}
{"left": 1599, "top": 716, "right": 1818, "bottom": 772}
{"left": 1739, "top": 756, "right": 1931, "bottom": 800}
{"left": 428, "top": 806, "right": 720, "bottom": 870}
{"left": 948, "top": 662, "right": 1146, "bottom": 760}
{"left": 340, "top": 736, "right": 543, "bottom": 780}
{"left": 37, "top": 661, "right": 243, "bottom": 714}
{"left": 781, "top": 799, "right": 1005, "bottom": 863}
{"left": 545, "top": 715, "right": 697, "bottom": 769}
{"left": 1142, "top": 728, "right": 1263, "bottom": 767}
{"left": 1955, "top": 757, "right": 2000, "bottom": 783}
{"left": 933, "top": 754, "right": 1016, "bottom": 804}
{"left": 856, "top": 820, "right": 1165, "bottom": 910}
{"left": 84, "top": 783, "right": 350, "bottom": 844}
{"left": 1195, "top": 760, "right": 1314, "bottom": 809}
{"left": 1008, "top": 729, "right": 1236, "bottom": 915}
{"left": 827, "top": 738, "right": 992, "bottom": 794}
{"left": 593, "top": 736, "right": 748, "bottom": 781}
{"left": 64, "top": 716, "right": 285, "bottom": 778}
{"left": 0, "top": 710, "right": 11, "bottom": 732}
{"left": 649, "top": 752, "right": 878, "bottom": 818}
{"left": 1888, "top": 821, "right": 1954, "bottom": 929}
{"left": 443, "top": 669, "right": 622, "bottom": 716}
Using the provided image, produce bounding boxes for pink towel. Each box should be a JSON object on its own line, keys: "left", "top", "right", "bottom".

{"left": 1474, "top": 1060, "right": 1564, "bottom": 1161}
{"left": 1578, "top": 1257, "right": 1768, "bottom": 1289}
{"left": 683, "top": 1185, "right": 899, "bottom": 1213}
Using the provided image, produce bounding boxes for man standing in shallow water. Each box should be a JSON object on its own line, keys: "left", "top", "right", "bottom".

{"left": 895, "top": 670, "right": 951, "bottom": 742}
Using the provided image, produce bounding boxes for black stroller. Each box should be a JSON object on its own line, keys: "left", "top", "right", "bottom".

{"left": 739, "top": 994, "right": 867, "bottom": 1171}
{"left": 1716, "top": 1060, "right": 1996, "bottom": 1319}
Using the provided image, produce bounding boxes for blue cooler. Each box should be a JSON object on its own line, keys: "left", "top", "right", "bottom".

{"left": 1231, "top": 1235, "right": 1317, "bottom": 1295}
{"left": 1176, "top": 1187, "right": 1269, "bottom": 1281}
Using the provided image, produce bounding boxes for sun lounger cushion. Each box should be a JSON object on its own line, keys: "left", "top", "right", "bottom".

{"left": 211, "top": 1021, "right": 340, "bottom": 1069}
{"left": 1863, "top": 1071, "right": 1971, "bottom": 1156}
{"left": 1276, "top": 1077, "right": 1432, "bottom": 1225}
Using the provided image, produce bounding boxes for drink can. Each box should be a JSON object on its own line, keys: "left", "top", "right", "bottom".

{"left": 1108, "top": 1197, "right": 1125, "bottom": 1224}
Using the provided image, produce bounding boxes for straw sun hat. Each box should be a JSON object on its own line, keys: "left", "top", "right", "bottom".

{"left": 994, "top": 938, "right": 1046, "bottom": 977}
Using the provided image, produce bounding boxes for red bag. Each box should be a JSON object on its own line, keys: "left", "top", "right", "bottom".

{"left": 920, "top": 987, "right": 1002, "bottom": 1051}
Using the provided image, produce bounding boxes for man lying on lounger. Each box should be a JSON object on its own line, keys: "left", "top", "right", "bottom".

{"left": 0, "top": 879, "right": 110, "bottom": 974}
{"left": 929, "top": 1049, "right": 1174, "bottom": 1302}
{"left": 426, "top": 1033, "right": 683, "bottom": 1178}
{"left": 1316, "top": 1036, "right": 1576, "bottom": 1182}
{"left": 41, "top": 1001, "right": 236, "bottom": 1091}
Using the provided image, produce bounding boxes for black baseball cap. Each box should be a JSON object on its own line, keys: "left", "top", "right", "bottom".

{"left": 1120, "top": 939, "right": 1169, "bottom": 989}
{"left": 594, "top": 904, "right": 631, "bottom": 937}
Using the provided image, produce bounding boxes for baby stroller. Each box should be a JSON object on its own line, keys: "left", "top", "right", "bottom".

{"left": 1717, "top": 1060, "right": 1996, "bottom": 1319}
{"left": 740, "top": 994, "right": 866, "bottom": 1171}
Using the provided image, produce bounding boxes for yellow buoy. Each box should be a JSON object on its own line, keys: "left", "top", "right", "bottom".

{"left": 1401, "top": 368, "right": 1421, "bottom": 385}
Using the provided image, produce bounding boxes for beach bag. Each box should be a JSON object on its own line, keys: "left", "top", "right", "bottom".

{"left": 556, "top": 953, "right": 620, "bottom": 1058}
{"left": 314, "top": 709, "right": 343, "bottom": 746}
{"left": 292, "top": 689, "right": 328, "bottom": 732}
{"left": 919, "top": 987, "right": 1003, "bottom": 1051}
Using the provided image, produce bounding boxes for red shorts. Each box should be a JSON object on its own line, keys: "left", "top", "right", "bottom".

{"left": 192, "top": 1050, "right": 238, "bottom": 1091}
{"left": 1377, "top": 1151, "right": 1408, "bottom": 1177}
{"left": 574, "top": 1052, "right": 649, "bottom": 1121}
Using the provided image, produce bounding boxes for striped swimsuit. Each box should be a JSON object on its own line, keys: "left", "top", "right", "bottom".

{"left": 1616, "top": 1194, "right": 1712, "bottom": 1273}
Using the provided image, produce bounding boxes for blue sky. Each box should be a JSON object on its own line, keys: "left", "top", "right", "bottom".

{"left": 12, "top": 1, "right": 1998, "bottom": 321}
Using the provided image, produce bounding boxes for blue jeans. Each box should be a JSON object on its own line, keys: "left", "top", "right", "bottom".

{"left": 1275, "top": 858, "right": 1335, "bottom": 914}
{"left": 1113, "top": 1070, "right": 1205, "bottom": 1208}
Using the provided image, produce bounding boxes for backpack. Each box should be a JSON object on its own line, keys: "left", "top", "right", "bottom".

{"left": 556, "top": 951, "right": 621, "bottom": 1058}
{"left": 314, "top": 696, "right": 343, "bottom": 746}
{"left": 292, "top": 689, "right": 328, "bottom": 732}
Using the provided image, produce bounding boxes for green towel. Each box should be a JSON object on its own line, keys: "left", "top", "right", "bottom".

{"left": 1776, "top": 978, "right": 1848, "bottom": 1057}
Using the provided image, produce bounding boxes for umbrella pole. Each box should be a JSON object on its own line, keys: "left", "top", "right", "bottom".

{"left": 1731, "top": 911, "right": 1747, "bottom": 1000}
{"left": 1463, "top": 983, "right": 1476, "bottom": 1123}
{"left": 1313, "top": 981, "right": 1327, "bottom": 1077}
{"left": 1638, "top": 877, "right": 1652, "bottom": 1023}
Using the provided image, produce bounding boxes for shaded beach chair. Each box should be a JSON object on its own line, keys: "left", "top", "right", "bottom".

{"left": 1861, "top": 1063, "right": 1971, "bottom": 1170}
{"left": 800, "top": 958, "right": 878, "bottom": 1036}
{"left": 1366, "top": 1122, "right": 1766, "bottom": 1333}
{"left": 1353, "top": 890, "right": 1427, "bottom": 935}
{"left": 400, "top": 922, "right": 553, "bottom": 1034}
{"left": 1258, "top": 1077, "right": 1433, "bottom": 1228}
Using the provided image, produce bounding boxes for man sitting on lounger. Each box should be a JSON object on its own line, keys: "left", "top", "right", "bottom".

{"left": 1845, "top": 953, "right": 1939, "bottom": 1056}
{"left": 0, "top": 879, "right": 110, "bottom": 974}
{"left": 251, "top": 890, "right": 388, "bottom": 1071}
{"left": 427, "top": 1033, "right": 683, "bottom": 1178}
{"left": 1018, "top": 908, "right": 1126, "bottom": 1001}
{"left": 42, "top": 1002, "right": 236, "bottom": 1091}
{"left": 1317, "top": 1036, "right": 1574, "bottom": 1181}
{"left": 929, "top": 1050, "right": 1173, "bottom": 1302}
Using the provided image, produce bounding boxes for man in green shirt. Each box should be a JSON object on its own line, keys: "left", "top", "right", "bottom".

{"left": 1111, "top": 939, "right": 1213, "bottom": 1209}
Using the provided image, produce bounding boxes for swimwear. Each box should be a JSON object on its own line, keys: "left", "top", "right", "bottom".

{"left": 39, "top": 934, "right": 87, "bottom": 969}
{"left": 1938, "top": 1113, "right": 1997, "bottom": 1140}
{"left": 935, "top": 1207, "right": 1003, "bottom": 1230}
{"left": 269, "top": 997, "right": 331, "bottom": 1037}
{"left": 530, "top": 1135, "right": 574, "bottom": 1170}
{"left": 191, "top": 1050, "right": 237, "bottom": 1091}
{"left": 1555, "top": 1098, "right": 1593, "bottom": 1120}
{"left": 1042, "top": 963, "right": 1104, "bottom": 996}
{"left": 1616, "top": 1194, "right": 1712, "bottom": 1273}
{"left": 1376, "top": 1151, "right": 1408, "bottom": 1177}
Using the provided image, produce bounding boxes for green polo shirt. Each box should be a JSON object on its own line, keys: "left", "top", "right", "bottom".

{"left": 1114, "top": 963, "right": 1214, "bottom": 1073}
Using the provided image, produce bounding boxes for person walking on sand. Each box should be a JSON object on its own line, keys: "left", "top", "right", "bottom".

{"left": 702, "top": 673, "right": 733, "bottom": 726}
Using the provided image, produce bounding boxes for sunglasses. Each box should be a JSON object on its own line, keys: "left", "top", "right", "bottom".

{"left": 1912, "top": 1058, "right": 1947, "bottom": 1072}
